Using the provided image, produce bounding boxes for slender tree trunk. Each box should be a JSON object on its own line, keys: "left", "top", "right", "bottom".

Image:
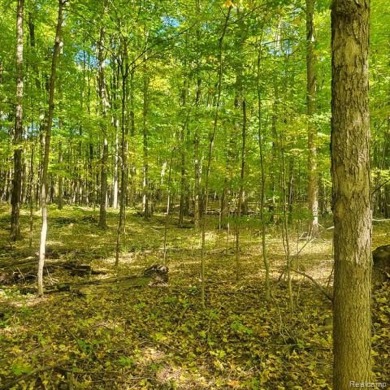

{"left": 113, "top": 131, "right": 119, "bottom": 209}
{"left": 200, "top": 6, "right": 231, "bottom": 307}
{"left": 163, "top": 154, "right": 174, "bottom": 264}
{"left": 142, "top": 51, "right": 151, "bottom": 219}
{"left": 235, "top": 99, "right": 246, "bottom": 281}
{"left": 37, "top": 0, "right": 66, "bottom": 296}
{"left": 179, "top": 70, "right": 190, "bottom": 227}
{"left": 331, "top": 0, "right": 372, "bottom": 388}
{"left": 234, "top": 7, "right": 246, "bottom": 281}
{"left": 280, "top": 137, "right": 293, "bottom": 310}
{"left": 115, "top": 45, "right": 129, "bottom": 266}
{"left": 128, "top": 70, "right": 136, "bottom": 206}
{"left": 256, "top": 42, "right": 270, "bottom": 301}
{"left": 306, "top": 0, "right": 319, "bottom": 237}
{"left": 219, "top": 185, "right": 229, "bottom": 230}
{"left": 193, "top": 0, "right": 202, "bottom": 229}
{"left": 10, "top": 0, "right": 25, "bottom": 241}
{"left": 119, "top": 66, "right": 129, "bottom": 229}
{"left": 193, "top": 79, "right": 201, "bottom": 229}
{"left": 111, "top": 61, "right": 120, "bottom": 210}
{"left": 179, "top": 123, "right": 188, "bottom": 226}
{"left": 28, "top": 141, "right": 35, "bottom": 248}
{"left": 99, "top": 139, "right": 109, "bottom": 227}
{"left": 97, "top": 10, "right": 109, "bottom": 229}
{"left": 111, "top": 62, "right": 119, "bottom": 210}
{"left": 57, "top": 140, "right": 63, "bottom": 209}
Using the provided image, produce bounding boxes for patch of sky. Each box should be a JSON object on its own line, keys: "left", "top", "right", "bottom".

{"left": 74, "top": 49, "right": 100, "bottom": 69}
{"left": 26, "top": 122, "right": 40, "bottom": 137}
{"left": 161, "top": 15, "right": 180, "bottom": 28}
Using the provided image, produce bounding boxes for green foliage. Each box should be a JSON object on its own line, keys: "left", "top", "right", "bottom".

{"left": 0, "top": 0, "right": 385, "bottom": 222}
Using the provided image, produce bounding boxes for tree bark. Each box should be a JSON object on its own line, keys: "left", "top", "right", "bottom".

{"left": 306, "top": 0, "right": 319, "bottom": 237}
{"left": 57, "top": 140, "right": 63, "bottom": 209}
{"left": 200, "top": 5, "right": 231, "bottom": 307}
{"left": 115, "top": 41, "right": 130, "bottom": 266}
{"left": 142, "top": 57, "right": 151, "bottom": 219}
{"left": 179, "top": 68, "right": 190, "bottom": 227}
{"left": 256, "top": 40, "right": 270, "bottom": 301}
{"left": 193, "top": 76, "right": 202, "bottom": 229}
{"left": 234, "top": 6, "right": 247, "bottom": 281}
{"left": 331, "top": 0, "right": 372, "bottom": 387}
{"left": 37, "top": 0, "right": 67, "bottom": 296}
{"left": 193, "top": 0, "right": 202, "bottom": 229}
{"left": 97, "top": 8, "right": 109, "bottom": 229}
{"left": 10, "top": 0, "right": 25, "bottom": 241}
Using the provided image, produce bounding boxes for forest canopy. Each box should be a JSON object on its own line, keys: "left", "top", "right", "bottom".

{"left": 0, "top": 0, "right": 388, "bottom": 221}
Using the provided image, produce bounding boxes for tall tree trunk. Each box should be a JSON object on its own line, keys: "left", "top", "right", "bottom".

{"left": 256, "top": 43, "right": 270, "bottom": 301}
{"left": 179, "top": 123, "right": 189, "bottom": 226}
{"left": 111, "top": 61, "right": 120, "bottom": 210}
{"left": 280, "top": 134, "right": 293, "bottom": 310}
{"left": 97, "top": 8, "right": 109, "bottom": 229}
{"left": 113, "top": 131, "right": 119, "bottom": 209}
{"left": 57, "top": 140, "right": 63, "bottom": 209}
{"left": 331, "top": 0, "right": 372, "bottom": 388}
{"left": 200, "top": 6, "right": 231, "bottom": 307}
{"left": 235, "top": 98, "right": 246, "bottom": 281}
{"left": 10, "top": 0, "right": 24, "bottom": 241}
{"left": 115, "top": 43, "right": 129, "bottom": 266}
{"left": 193, "top": 0, "right": 202, "bottom": 229}
{"left": 142, "top": 51, "right": 151, "bottom": 219}
{"left": 28, "top": 141, "right": 35, "bottom": 248}
{"left": 179, "top": 66, "right": 190, "bottom": 227}
{"left": 306, "top": 0, "right": 319, "bottom": 237}
{"left": 37, "top": 0, "right": 67, "bottom": 296}
{"left": 193, "top": 75, "right": 202, "bottom": 229}
{"left": 128, "top": 70, "right": 136, "bottom": 206}
{"left": 233, "top": 6, "right": 246, "bottom": 281}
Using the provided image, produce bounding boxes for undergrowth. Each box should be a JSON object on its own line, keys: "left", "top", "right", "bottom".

{"left": 0, "top": 205, "right": 388, "bottom": 389}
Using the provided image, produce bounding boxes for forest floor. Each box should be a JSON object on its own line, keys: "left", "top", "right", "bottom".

{"left": 0, "top": 205, "right": 389, "bottom": 390}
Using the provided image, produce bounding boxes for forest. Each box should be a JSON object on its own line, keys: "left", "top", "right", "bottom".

{"left": 0, "top": 0, "right": 389, "bottom": 389}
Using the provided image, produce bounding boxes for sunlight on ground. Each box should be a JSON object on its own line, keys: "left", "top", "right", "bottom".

{"left": 0, "top": 206, "right": 389, "bottom": 389}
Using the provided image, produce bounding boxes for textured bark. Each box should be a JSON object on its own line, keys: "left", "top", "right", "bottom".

{"left": 179, "top": 72, "right": 190, "bottom": 227}
{"left": 119, "top": 58, "right": 129, "bottom": 232}
{"left": 142, "top": 56, "right": 151, "bottom": 219}
{"left": 97, "top": 8, "right": 109, "bottom": 229}
{"left": 256, "top": 40, "right": 270, "bottom": 300}
{"left": 193, "top": 0, "right": 202, "bottom": 229}
{"left": 306, "top": 0, "right": 319, "bottom": 237}
{"left": 193, "top": 76, "right": 202, "bottom": 229}
{"left": 331, "top": 0, "right": 372, "bottom": 387}
{"left": 38, "top": 0, "right": 67, "bottom": 296}
{"left": 57, "top": 141, "right": 63, "bottom": 209}
{"left": 234, "top": 7, "right": 246, "bottom": 281}
{"left": 10, "top": 0, "right": 24, "bottom": 241}
{"left": 115, "top": 45, "right": 130, "bottom": 267}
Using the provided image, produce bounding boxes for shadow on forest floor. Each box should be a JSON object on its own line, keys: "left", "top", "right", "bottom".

{"left": 0, "top": 205, "right": 389, "bottom": 389}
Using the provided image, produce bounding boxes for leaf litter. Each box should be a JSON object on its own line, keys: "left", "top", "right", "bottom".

{"left": 0, "top": 206, "right": 388, "bottom": 389}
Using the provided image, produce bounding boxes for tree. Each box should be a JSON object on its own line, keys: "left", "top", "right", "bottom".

{"left": 306, "top": 0, "right": 319, "bottom": 237}
{"left": 10, "top": 0, "right": 24, "bottom": 241}
{"left": 97, "top": 3, "right": 109, "bottom": 229}
{"left": 331, "top": 0, "right": 372, "bottom": 388}
{"left": 142, "top": 49, "right": 151, "bottom": 219}
{"left": 37, "top": 0, "right": 67, "bottom": 296}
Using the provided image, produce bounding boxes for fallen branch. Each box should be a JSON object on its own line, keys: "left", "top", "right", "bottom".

{"left": 290, "top": 268, "right": 333, "bottom": 301}
{"left": 41, "top": 274, "right": 157, "bottom": 295}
